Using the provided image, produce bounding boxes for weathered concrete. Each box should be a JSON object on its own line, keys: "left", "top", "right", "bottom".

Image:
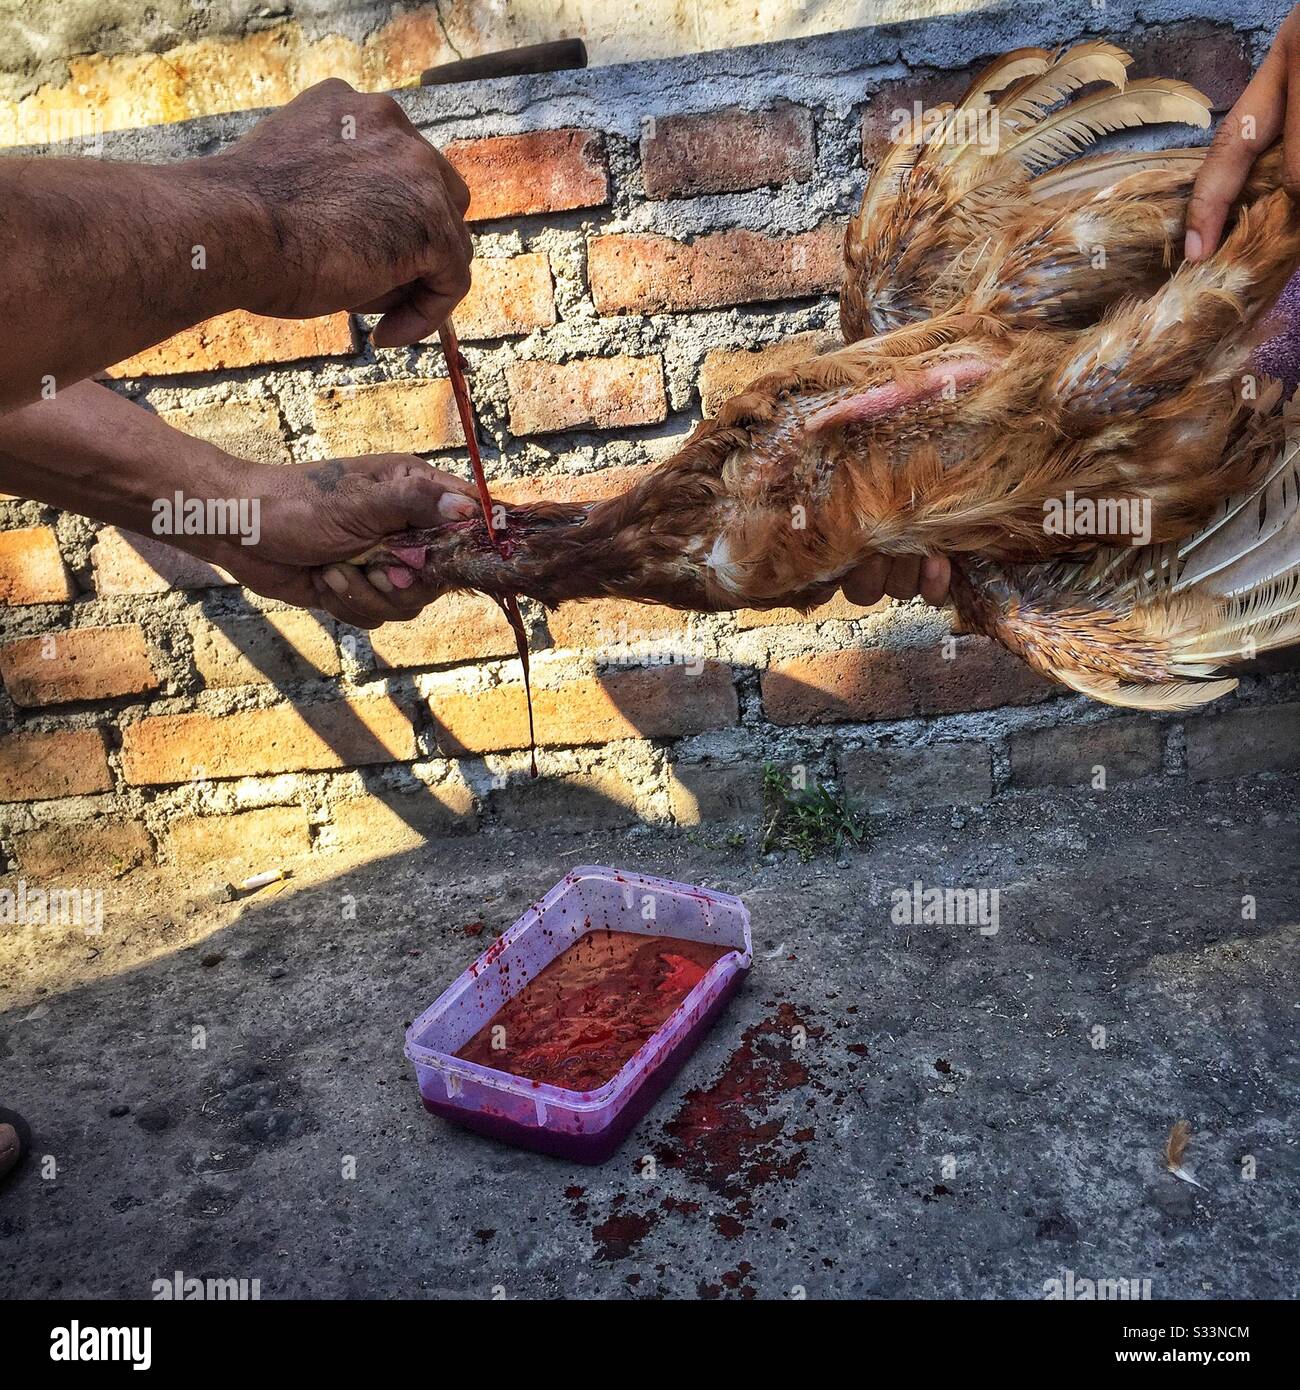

{"left": 2, "top": 770, "right": 1296, "bottom": 1299}
{"left": 11, "top": 1, "right": 1255, "bottom": 121}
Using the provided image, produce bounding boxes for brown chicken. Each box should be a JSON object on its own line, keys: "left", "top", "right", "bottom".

{"left": 362, "top": 42, "right": 1300, "bottom": 711}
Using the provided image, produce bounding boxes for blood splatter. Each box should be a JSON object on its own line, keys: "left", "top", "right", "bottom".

{"left": 591, "top": 1209, "right": 657, "bottom": 1262}
{"left": 654, "top": 1003, "right": 826, "bottom": 1198}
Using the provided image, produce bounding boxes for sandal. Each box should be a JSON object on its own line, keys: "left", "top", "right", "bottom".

{"left": 0, "top": 1106, "right": 31, "bottom": 1186}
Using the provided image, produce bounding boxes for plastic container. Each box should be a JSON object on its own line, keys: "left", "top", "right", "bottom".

{"left": 404, "top": 865, "right": 751, "bottom": 1162}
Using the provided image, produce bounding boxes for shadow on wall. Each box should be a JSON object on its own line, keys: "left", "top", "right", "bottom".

{"left": 106, "top": 527, "right": 959, "bottom": 853}
{"left": 112, "top": 527, "right": 764, "bottom": 849}
{"left": 58, "top": 525, "right": 1300, "bottom": 872}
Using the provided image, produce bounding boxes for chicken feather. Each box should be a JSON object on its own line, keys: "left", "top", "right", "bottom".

{"left": 356, "top": 41, "right": 1300, "bottom": 714}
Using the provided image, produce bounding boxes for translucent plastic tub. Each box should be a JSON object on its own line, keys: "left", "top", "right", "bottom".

{"left": 404, "top": 865, "right": 752, "bottom": 1162}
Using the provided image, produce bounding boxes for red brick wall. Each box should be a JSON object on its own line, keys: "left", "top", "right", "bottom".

{"left": 2, "top": 17, "right": 1293, "bottom": 878}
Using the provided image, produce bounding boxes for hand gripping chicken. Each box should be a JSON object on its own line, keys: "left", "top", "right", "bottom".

{"left": 359, "top": 43, "right": 1300, "bottom": 712}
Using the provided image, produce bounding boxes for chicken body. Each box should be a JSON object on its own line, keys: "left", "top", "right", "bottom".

{"left": 364, "top": 42, "right": 1300, "bottom": 711}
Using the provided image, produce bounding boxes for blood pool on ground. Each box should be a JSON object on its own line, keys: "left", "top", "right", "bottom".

{"left": 456, "top": 930, "right": 729, "bottom": 1092}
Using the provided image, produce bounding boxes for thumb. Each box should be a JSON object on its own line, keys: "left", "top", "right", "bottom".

{"left": 358, "top": 467, "right": 477, "bottom": 541}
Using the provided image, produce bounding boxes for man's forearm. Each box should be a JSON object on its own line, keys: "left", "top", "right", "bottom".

{"left": 0, "top": 158, "right": 266, "bottom": 411}
{"left": 0, "top": 380, "right": 259, "bottom": 562}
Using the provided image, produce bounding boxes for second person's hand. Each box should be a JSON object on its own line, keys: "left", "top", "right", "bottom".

{"left": 842, "top": 554, "right": 951, "bottom": 608}
{"left": 1186, "top": 4, "right": 1300, "bottom": 262}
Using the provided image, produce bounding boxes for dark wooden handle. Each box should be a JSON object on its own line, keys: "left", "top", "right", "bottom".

{"left": 420, "top": 40, "right": 588, "bottom": 87}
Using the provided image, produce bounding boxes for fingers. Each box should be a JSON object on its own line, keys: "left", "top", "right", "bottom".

{"left": 1185, "top": 45, "right": 1288, "bottom": 261}
{"left": 1286, "top": 50, "right": 1300, "bottom": 199}
{"left": 351, "top": 459, "right": 479, "bottom": 539}
{"left": 883, "top": 555, "right": 923, "bottom": 601}
{"left": 842, "top": 554, "right": 890, "bottom": 606}
{"left": 919, "top": 554, "right": 951, "bottom": 607}
{"left": 369, "top": 152, "right": 474, "bottom": 345}
{"left": 372, "top": 269, "right": 472, "bottom": 347}
{"left": 842, "top": 554, "right": 951, "bottom": 607}
{"left": 432, "top": 146, "right": 472, "bottom": 217}
{"left": 371, "top": 287, "right": 460, "bottom": 347}
{"left": 311, "top": 563, "right": 440, "bottom": 629}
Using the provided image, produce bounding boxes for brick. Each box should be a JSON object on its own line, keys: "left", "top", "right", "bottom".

{"left": 0, "top": 728, "right": 113, "bottom": 802}
{"left": 1186, "top": 703, "right": 1300, "bottom": 781}
{"left": 761, "top": 637, "right": 1055, "bottom": 725}
{"left": 507, "top": 355, "right": 666, "bottom": 436}
{"left": 589, "top": 226, "right": 843, "bottom": 315}
{"left": 838, "top": 743, "right": 992, "bottom": 813}
{"left": 445, "top": 128, "right": 609, "bottom": 221}
{"left": 427, "top": 661, "right": 738, "bottom": 754}
{"left": 108, "top": 311, "right": 355, "bottom": 377}
{"left": 370, "top": 591, "right": 517, "bottom": 669}
{"left": 927, "top": 639, "right": 1059, "bottom": 713}
{"left": 157, "top": 398, "right": 290, "bottom": 467}
{"left": 861, "top": 70, "right": 975, "bottom": 164}
{"left": 13, "top": 820, "right": 153, "bottom": 877}
{"left": 313, "top": 379, "right": 462, "bottom": 456}
{"left": 495, "top": 463, "right": 655, "bottom": 506}
{"left": 457, "top": 254, "right": 556, "bottom": 340}
{"left": 668, "top": 763, "right": 765, "bottom": 825}
{"left": 190, "top": 611, "right": 340, "bottom": 688}
{"left": 698, "top": 333, "right": 824, "bottom": 416}
{"left": 91, "top": 527, "right": 232, "bottom": 595}
{"left": 0, "top": 527, "right": 73, "bottom": 605}
{"left": 331, "top": 786, "right": 476, "bottom": 854}
{"left": 120, "top": 697, "right": 418, "bottom": 784}
{"left": 0, "top": 625, "right": 160, "bottom": 707}
{"left": 492, "top": 766, "right": 642, "bottom": 829}
{"left": 1008, "top": 719, "right": 1163, "bottom": 790}
{"left": 165, "top": 805, "right": 311, "bottom": 867}
{"left": 736, "top": 592, "right": 885, "bottom": 629}
{"left": 547, "top": 598, "right": 689, "bottom": 650}
{"left": 1126, "top": 22, "right": 1250, "bottom": 112}
{"left": 641, "top": 104, "right": 815, "bottom": 199}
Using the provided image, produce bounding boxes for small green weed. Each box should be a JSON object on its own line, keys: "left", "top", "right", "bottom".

{"left": 760, "top": 764, "right": 867, "bottom": 863}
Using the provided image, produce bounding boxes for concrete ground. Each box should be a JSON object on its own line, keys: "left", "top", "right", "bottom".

{"left": 1, "top": 772, "right": 1297, "bottom": 1300}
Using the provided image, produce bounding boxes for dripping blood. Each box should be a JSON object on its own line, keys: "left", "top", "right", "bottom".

{"left": 439, "top": 323, "right": 537, "bottom": 777}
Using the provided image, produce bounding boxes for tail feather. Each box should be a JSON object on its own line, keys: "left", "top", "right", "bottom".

{"left": 992, "top": 41, "right": 1132, "bottom": 133}
{"left": 844, "top": 43, "right": 1217, "bottom": 342}
{"left": 952, "top": 395, "right": 1300, "bottom": 710}
{"left": 956, "top": 47, "right": 1053, "bottom": 108}
{"left": 1175, "top": 437, "right": 1300, "bottom": 596}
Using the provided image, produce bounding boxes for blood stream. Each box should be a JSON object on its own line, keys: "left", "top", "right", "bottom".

{"left": 438, "top": 322, "right": 538, "bottom": 776}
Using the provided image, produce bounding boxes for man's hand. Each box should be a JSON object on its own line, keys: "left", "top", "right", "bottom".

{"left": 216, "top": 454, "right": 478, "bottom": 629}
{"left": 842, "top": 554, "right": 951, "bottom": 608}
{"left": 0, "top": 382, "right": 479, "bottom": 630}
{"left": 215, "top": 80, "right": 473, "bottom": 346}
{"left": 0, "top": 80, "right": 474, "bottom": 410}
{"left": 1186, "top": 5, "right": 1300, "bottom": 262}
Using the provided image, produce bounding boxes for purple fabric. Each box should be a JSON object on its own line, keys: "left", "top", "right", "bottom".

{"left": 1252, "top": 269, "right": 1300, "bottom": 393}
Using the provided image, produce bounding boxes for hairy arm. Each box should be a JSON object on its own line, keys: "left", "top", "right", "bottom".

{"left": 0, "top": 79, "right": 472, "bottom": 412}
{"left": 0, "top": 157, "right": 268, "bottom": 412}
